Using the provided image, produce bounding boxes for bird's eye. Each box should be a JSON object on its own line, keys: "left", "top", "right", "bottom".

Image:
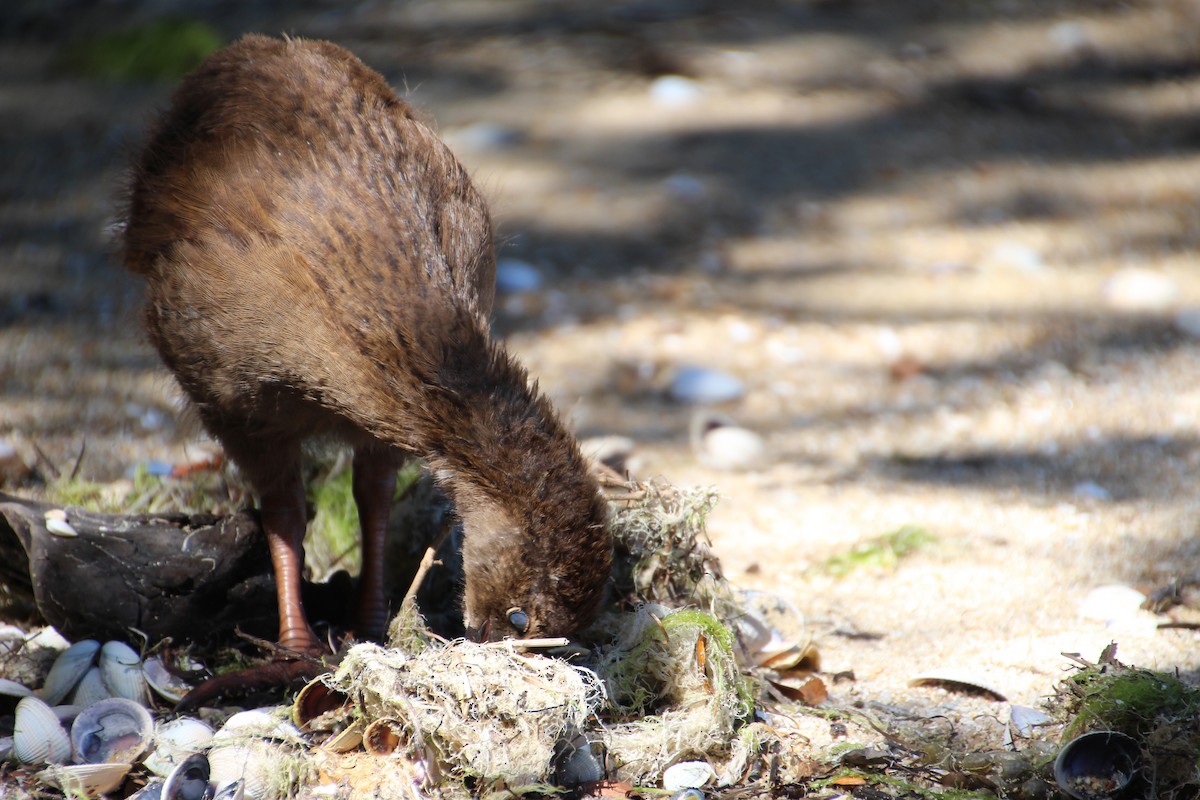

{"left": 507, "top": 608, "right": 530, "bottom": 634}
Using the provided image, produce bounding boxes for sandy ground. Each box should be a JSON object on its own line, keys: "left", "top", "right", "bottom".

{"left": 5, "top": 0, "right": 1200, "bottom": 775}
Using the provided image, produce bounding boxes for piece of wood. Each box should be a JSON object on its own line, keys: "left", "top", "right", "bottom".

{"left": 0, "top": 493, "right": 277, "bottom": 642}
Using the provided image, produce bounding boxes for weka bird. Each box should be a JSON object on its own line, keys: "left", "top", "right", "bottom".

{"left": 122, "top": 35, "right": 611, "bottom": 663}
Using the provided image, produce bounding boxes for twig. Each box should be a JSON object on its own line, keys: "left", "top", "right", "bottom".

{"left": 68, "top": 440, "right": 87, "bottom": 482}
{"left": 403, "top": 518, "right": 455, "bottom": 606}
{"left": 485, "top": 637, "right": 570, "bottom": 650}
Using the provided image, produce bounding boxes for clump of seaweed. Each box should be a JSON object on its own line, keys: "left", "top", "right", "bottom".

{"left": 1048, "top": 647, "right": 1200, "bottom": 798}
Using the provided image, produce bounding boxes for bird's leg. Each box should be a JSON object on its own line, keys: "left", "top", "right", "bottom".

{"left": 260, "top": 461, "right": 324, "bottom": 654}
{"left": 352, "top": 446, "right": 401, "bottom": 642}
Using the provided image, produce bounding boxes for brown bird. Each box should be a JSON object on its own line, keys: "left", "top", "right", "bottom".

{"left": 122, "top": 35, "right": 611, "bottom": 679}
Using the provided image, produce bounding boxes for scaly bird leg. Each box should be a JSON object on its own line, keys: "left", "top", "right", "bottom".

{"left": 352, "top": 446, "right": 400, "bottom": 641}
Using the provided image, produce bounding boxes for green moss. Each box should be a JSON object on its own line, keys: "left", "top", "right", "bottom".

{"left": 59, "top": 18, "right": 222, "bottom": 82}
{"left": 1062, "top": 665, "right": 1200, "bottom": 740}
{"left": 823, "top": 525, "right": 937, "bottom": 577}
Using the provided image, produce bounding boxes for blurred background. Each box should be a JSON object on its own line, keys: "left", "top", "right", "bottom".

{"left": 3, "top": 0, "right": 1200, "bottom": 713}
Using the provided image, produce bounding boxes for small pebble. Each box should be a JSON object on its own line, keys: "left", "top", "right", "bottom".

{"left": 984, "top": 242, "right": 1044, "bottom": 273}
{"left": 445, "top": 122, "right": 521, "bottom": 151}
{"left": 1102, "top": 268, "right": 1177, "bottom": 311}
{"left": 668, "top": 366, "right": 745, "bottom": 404}
{"left": 1080, "top": 584, "right": 1146, "bottom": 624}
{"left": 495, "top": 259, "right": 543, "bottom": 294}
{"left": 662, "top": 173, "right": 706, "bottom": 201}
{"left": 649, "top": 75, "right": 704, "bottom": 106}
{"left": 1072, "top": 481, "right": 1111, "bottom": 501}
{"left": 1174, "top": 307, "right": 1200, "bottom": 338}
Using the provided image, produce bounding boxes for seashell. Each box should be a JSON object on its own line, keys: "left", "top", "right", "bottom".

{"left": 127, "top": 779, "right": 165, "bottom": 800}
{"left": 212, "top": 779, "right": 244, "bottom": 800}
{"left": 208, "top": 740, "right": 281, "bottom": 800}
{"left": 145, "top": 717, "right": 216, "bottom": 777}
{"left": 214, "top": 708, "right": 302, "bottom": 744}
{"left": 663, "top": 761, "right": 715, "bottom": 792}
{"left": 362, "top": 717, "right": 404, "bottom": 756}
{"left": 70, "top": 697, "right": 153, "bottom": 764}
{"left": 0, "top": 677, "right": 33, "bottom": 715}
{"left": 672, "top": 790, "right": 706, "bottom": 800}
{"left": 0, "top": 735, "right": 13, "bottom": 760}
{"left": 1054, "top": 730, "right": 1142, "bottom": 800}
{"left": 14, "top": 696, "right": 72, "bottom": 764}
{"left": 495, "top": 258, "right": 543, "bottom": 294}
{"left": 100, "top": 641, "right": 148, "bottom": 704}
{"left": 51, "top": 704, "right": 84, "bottom": 725}
{"left": 44, "top": 509, "right": 79, "bottom": 538}
{"left": 737, "top": 589, "right": 812, "bottom": 669}
{"left": 554, "top": 736, "right": 607, "bottom": 785}
{"left": 292, "top": 678, "right": 350, "bottom": 732}
{"left": 909, "top": 670, "right": 1007, "bottom": 702}
{"left": 689, "top": 412, "right": 765, "bottom": 471}
{"left": 71, "top": 666, "right": 112, "bottom": 707}
{"left": 320, "top": 721, "right": 364, "bottom": 754}
{"left": 37, "top": 762, "right": 131, "bottom": 795}
{"left": 163, "top": 753, "right": 213, "bottom": 800}
{"left": 143, "top": 654, "right": 197, "bottom": 704}
{"left": 668, "top": 366, "right": 744, "bottom": 405}
{"left": 39, "top": 639, "right": 101, "bottom": 705}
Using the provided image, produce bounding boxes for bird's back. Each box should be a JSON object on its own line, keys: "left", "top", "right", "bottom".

{"left": 123, "top": 35, "right": 497, "bottom": 444}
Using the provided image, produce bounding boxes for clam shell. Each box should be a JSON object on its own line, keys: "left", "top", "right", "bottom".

{"left": 0, "top": 678, "right": 33, "bottom": 699}
{"left": 100, "top": 641, "right": 148, "bottom": 704}
{"left": 215, "top": 709, "right": 302, "bottom": 743}
{"left": 37, "top": 762, "right": 131, "bottom": 795}
{"left": 14, "top": 696, "right": 72, "bottom": 764}
{"left": 663, "top": 761, "right": 715, "bottom": 792}
{"left": 39, "top": 640, "right": 100, "bottom": 705}
{"left": 143, "top": 655, "right": 195, "bottom": 704}
{"left": 292, "top": 678, "right": 350, "bottom": 732}
{"left": 163, "top": 753, "right": 212, "bottom": 800}
{"left": 208, "top": 740, "right": 279, "bottom": 800}
{"left": 70, "top": 697, "right": 153, "bottom": 764}
{"left": 320, "top": 721, "right": 364, "bottom": 754}
{"left": 362, "top": 718, "right": 403, "bottom": 756}
{"left": 72, "top": 666, "right": 113, "bottom": 708}
{"left": 145, "top": 718, "right": 216, "bottom": 777}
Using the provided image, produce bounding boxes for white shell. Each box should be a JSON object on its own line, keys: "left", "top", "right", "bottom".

{"left": 663, "top": 761, "right": 716, "bottom": 792}
{"left": 144, "top": 717, "right": 216, "bottom": 777}
{"left": 37, "top": 762, "right": 131, "bottom": 795}
{"left": 695, "top": 423, "right": 766, "bottom": 471}
{"left": 39, "top": 640, "right": 100, "bottom": 705}
{"left": 70, "top": 697, "right": 153, "bottom": 764}
{"left": 71, "top": 666, "right": 112, "bottom": 707}
{"left": 143, "top": 655, "right": 194, "bottom": 704}
{"left": 100, "top": 641, "right": 148, "bottom": 704}
{"left": 45, "top": 517, "right": 80, "bottom": 537}
{"left": 213, "top": 779, "right": 245, "bottom": 800}
{"left": 668, "top": 366, "right": 745, "bottom": 404}
{"left": 14, "top": 696, "right": 72, "bottom": 764}
{"left": 215, "top": 708, "right": 301, "bottom": 743}
{"left": 209, "top": 740, "right": 279, "bottom": 800}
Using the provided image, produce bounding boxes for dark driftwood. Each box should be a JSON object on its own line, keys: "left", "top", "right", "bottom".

{"left": 0, "top": 493, "right": 278, "bottom": 642}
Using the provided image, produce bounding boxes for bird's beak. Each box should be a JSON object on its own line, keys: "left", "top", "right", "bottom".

{"left": 465, "top": 618, "right": 491, "bottom": 643}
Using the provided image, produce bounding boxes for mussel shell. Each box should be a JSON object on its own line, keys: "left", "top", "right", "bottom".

{"left": 100, "top": 641, "right": 148, "bottom": 704}
{"left": 212, "top": 779, "right": 244, "bottom": 800}
{"left": 1054, "top": 730, "right": 1142, "bottom": 799}
{"left": 37, "top": 762, "right": 131, "bottom": 795}
{"left": 71, "top": 666, "right": 113, "bottom": 708}
{"left": 70, "top": 697, "right": 153, "bottom": 764}
{"left": 13, "top": 695, "right": 72, "bottom": 764}
{"left": 145, "top": 717, "right": 216, "bottom": 777}
{"left": 163, "top": 753, "right": 214, "bottom": 800}
{"left": 143, "top": 655, "right": 195, "bottom": 704}
{"left": 39, "top": 640, "right": 100, "bottom": 705}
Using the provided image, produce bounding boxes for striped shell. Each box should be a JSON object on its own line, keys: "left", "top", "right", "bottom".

{"left": 13, "top": 696, "right": 72, "bottom": 764}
